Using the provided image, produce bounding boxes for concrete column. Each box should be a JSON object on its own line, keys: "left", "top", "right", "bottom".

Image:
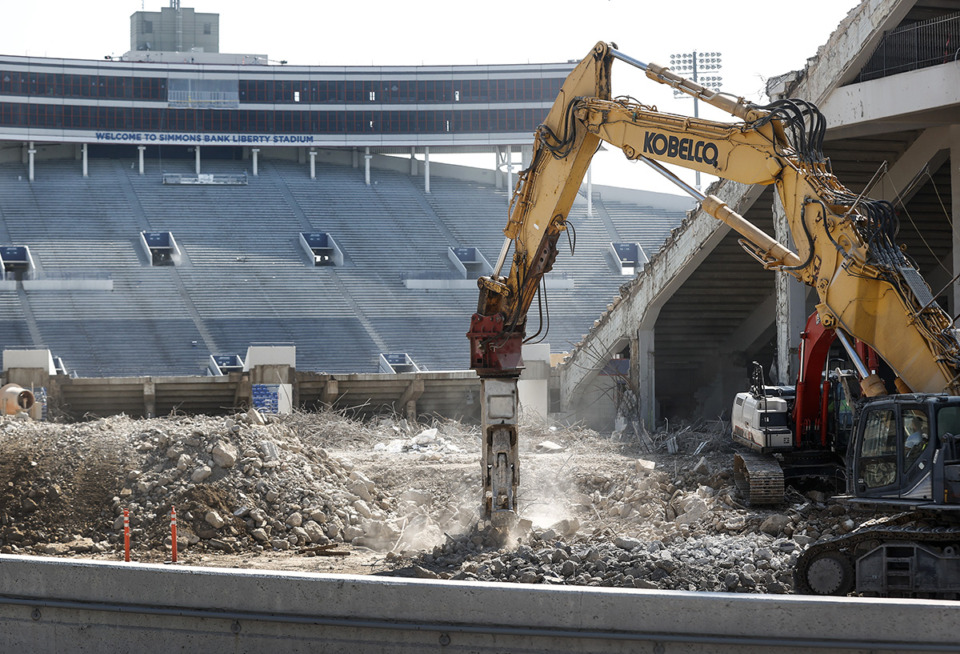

{"left": 321, "top": 379, "right": 338, "bottom": 408}
{"left": 952, "top": 126, "right": 960, "bottom": 316}
{"left": 423, "top": 146, "right": 430, "bottom": 194}
{"left": 364, "top": 147, "right": 371, "bottom": 185}
{"left": 398, "top": 379, "right": 424, "bottom": 423}
{"left": 521, "top": 144, "right": 533, "bottom": 170}
{"left": 506, "top": 145, "right": 513, "bottom": 202}
{"left": 251, "top": 148, "right": 259, "bottom": 176}
{"left": 194, "top": 146, "right": 201, "bottom": 175}
{"left": 410, "top": 147, "right": 417, "bottom": 175}
{"left": 138, "top": 146, "right": 145, "bottom": 175}
{"left": 352, "top": 148, "right": 359, "bottom": 168}
{"left": 636, "top": 325, "right": 657, "bottom": 429}
{"left": 143, "top": 378, "right": 156, "bottom": 419}
{"left": 81, "top": 143, "right": 88, "bottom": 178}
{"left": 309, "top": 149, "right": 317, "bottom": 180}
{"left": 28, "top": 142, "right": 35, "bottom": 182}
{"left": 773, "top": 193, "right": 806, "bottom": 384}
{"left": 586, "top": 165, "right": 593, "bottom": 216}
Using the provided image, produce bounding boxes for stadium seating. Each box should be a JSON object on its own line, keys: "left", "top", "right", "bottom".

{"left": 0, "top": 157, "right": 686, "bottom": 377}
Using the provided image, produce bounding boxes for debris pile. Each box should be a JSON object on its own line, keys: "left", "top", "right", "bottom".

{"left": 0, "top": 411, "right": 861, "bottom": 594}
{"left": 0, "top": 411, "right": 473, "bottom": 558}
{"left": 409, "top": 443, "right": 859, "bottom": 593}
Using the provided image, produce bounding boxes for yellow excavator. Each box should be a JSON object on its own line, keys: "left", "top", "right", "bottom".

{"left": 468, "top": 41, "right": 960, "bottom": 597}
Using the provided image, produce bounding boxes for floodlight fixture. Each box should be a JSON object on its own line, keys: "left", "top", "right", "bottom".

{"left": 669, "top": 51, "right": 723, "bottom": 99}
{"left": 667, "top": 50, "right": 723, "bottom": 191}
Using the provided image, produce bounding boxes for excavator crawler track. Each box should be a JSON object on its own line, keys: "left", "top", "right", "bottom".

{"left": 794, "top": 513, "right": 960, "bottom": 597}
{"left": 733, "top": 452, "right": 784, "bottom": 505}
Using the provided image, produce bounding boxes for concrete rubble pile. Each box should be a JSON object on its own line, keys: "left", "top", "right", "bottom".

{"left": 0, "top": 410, "right": 460, "bottom": 557}
{"left": 416, "top": 455, "right": 853, "bottom": 593}
{"left": 0, "top": 411, "right": 860, "bottom": 594}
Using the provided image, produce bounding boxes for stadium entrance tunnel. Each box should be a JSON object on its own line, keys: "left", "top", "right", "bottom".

{"left": 140, "top": 232, "right": 180, "bottom": 266}
{"left": 0, "top": 246, "right": 34, "bottom": 281}
{"left": 300, "top": 232, "right": 343, "bottom": 267}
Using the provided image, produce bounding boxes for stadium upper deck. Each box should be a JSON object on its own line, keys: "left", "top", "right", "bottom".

{"left": 0, "top": 54, "right": 575, "bottom": 149}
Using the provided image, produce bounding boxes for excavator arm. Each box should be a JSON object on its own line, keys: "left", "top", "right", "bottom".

{"left": 579, "top": 94, "right": 960, "bottom": 396}
{"left": 471, "top": 41, "right": 960, "bottom": 524}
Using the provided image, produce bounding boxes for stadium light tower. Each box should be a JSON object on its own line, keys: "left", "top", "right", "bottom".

{"left": 668, "top": 51, "right": 723, "bottom": 190}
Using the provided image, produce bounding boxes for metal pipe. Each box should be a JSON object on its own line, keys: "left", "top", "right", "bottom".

{"left": 636, "top": 154, "right": 706, "bottom": 200}
{"left": 636, "top": 154, "right": 802, "bottom": 268}
{"left": 609, "top": 48, "right": 651, "bottom": 72}
{"left": 834, "top": 330, "right": 871, "bottom": 379}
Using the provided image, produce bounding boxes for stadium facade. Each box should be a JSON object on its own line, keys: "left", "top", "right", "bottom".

{"left": 0, "top": 52, "right": 573, "bottom": 160}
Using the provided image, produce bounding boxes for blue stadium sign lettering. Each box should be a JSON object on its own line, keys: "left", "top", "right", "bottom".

{"left": 94, "top": 132, "right": 314, "bottom": 144}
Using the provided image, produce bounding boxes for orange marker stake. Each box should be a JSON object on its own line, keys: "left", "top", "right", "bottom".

{"left": 123, "top": 509, "right": 130, "bottom": 563}
{"left": 170, "top": 506, "right": 178, "bottom": 563}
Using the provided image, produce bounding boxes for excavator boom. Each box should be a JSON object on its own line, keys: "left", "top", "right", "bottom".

{"left": 471, "top": 41, "right": 960, "bottom": 524}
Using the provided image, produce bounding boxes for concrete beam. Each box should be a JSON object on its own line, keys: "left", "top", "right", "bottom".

{"left": 38, "top": 371, "right": 479, "bottom": 422}
{"left": 872, "top": 125, "right": 951, "bottom": 203}
{"left": 787, "top": 0, "right": 912, "bottom": 104}
{"left": 821, "top": 62, "right": 960, "bottom": 140}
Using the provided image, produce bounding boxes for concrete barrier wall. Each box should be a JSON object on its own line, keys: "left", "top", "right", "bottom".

{"left": 1, "top": 555, "right": 959, "bottom": 653}
{"left": 2, "top": 369, "right": 482, "bottom": 421}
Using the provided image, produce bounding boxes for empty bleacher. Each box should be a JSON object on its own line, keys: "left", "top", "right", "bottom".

{"left": 601, "top": 197, "right": 683, "bottom": 260}
{"left": 0, "top": 156, "right": 686, "bottom": 377}
{"left": 0, "top": 293, "right": 33, "bottom": 351}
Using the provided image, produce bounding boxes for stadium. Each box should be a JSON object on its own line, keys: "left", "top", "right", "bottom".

{"left": 0, "top": 3, "right": 690, "bottom": 422}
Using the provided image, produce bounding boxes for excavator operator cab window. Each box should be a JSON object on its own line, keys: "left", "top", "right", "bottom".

{"left": 858, "top": 408, "right": 898, "bottom": 490}
{"left": 903, "top": 409, "right": 930, "bottom": 470}
{"left": 936, "top": 405, "right": 960, "bottom": 461}
{"left": 828, "top": 369, "right": 858, "bottom": 452}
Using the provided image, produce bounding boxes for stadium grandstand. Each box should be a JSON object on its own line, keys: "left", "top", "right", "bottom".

{"left": 0, "top": 3, "right": 689, "bottom": 420}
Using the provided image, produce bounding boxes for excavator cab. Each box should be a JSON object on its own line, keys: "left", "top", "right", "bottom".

{"left": 846, "top": 396, "right": 960, "bottom": 508}
{"left": 799, "top": 396, "right": 960, "bottom": 597}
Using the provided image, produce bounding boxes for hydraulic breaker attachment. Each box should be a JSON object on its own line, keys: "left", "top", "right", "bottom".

{"left": 480, "top": 378, "right": 519, "bottom": 528}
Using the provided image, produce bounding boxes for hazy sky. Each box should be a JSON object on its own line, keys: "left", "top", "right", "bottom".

{"left": 2, "top": 0, "right": 863, "bottom": 192}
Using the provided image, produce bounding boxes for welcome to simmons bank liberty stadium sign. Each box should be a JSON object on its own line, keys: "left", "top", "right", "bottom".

{"left": 95, "top": 131, "right": 316, "bottom": 144}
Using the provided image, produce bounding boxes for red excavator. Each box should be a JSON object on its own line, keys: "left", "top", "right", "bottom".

{"left": 730, "top": 311, "right": 884, "bottom": 504}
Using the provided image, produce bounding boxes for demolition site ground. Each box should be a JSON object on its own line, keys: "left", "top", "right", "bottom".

{"left": 0, "top": 410, "right": 867, "bottom": 593}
